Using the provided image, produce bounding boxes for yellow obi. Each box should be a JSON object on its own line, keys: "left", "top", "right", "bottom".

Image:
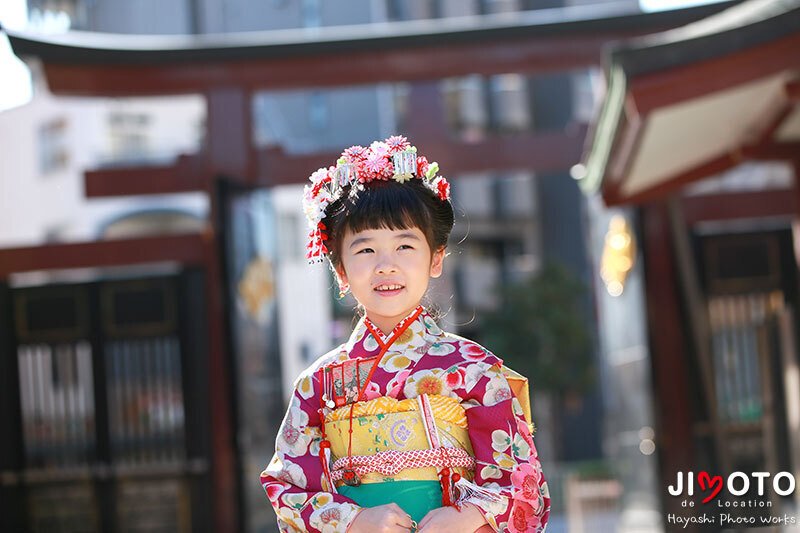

{"left": 324, "top": 395, "right": 475, "bottom": 485}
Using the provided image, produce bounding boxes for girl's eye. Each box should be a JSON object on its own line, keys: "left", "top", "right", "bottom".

{"left": 398, "top": 244, "right": 413, "bottom": 250}
{"left": 357, "top": 248, "right": 374, "bottom": 254}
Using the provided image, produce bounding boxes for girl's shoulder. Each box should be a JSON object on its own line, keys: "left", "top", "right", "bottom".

{"left": 435, "top": 331, "right": 504, "bottom": 368}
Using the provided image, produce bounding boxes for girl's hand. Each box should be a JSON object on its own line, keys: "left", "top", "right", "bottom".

{"left": 417, "top": 503, "right": 488, "bottom": 532}
{"left": 348, "top": 503, "right": 415, "bottom": 533}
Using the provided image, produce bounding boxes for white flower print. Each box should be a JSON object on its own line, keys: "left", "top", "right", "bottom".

{"left": 296, "top": 375, "right": 314, "bottom": 400}
{"left": 464, "top": 362, "right": 492, "bottom": 392}
{"left": 492, "top": 429, "right": 512, "bottom": 453}
{"left": 277, "top": 396, "right": 312, "bottom": 457}
{"left": 422, "top": 315, "right": 443, "bottom": 336}
{"left": 484, "top": 378, "right": 513, "bottom": 406}
{"left": 309, "top": 434, "right": 322, "bottom": 457}
{"left": 428, "top": 340, "right": 456, "bottom": 356}
{"left": 482, "top": 366, "right": 513, "bottom": 406}
{"left": 277, "top": 506, "right": 305, "bottom": 531}
{"left": 363, "top": 333, "right": 380, "bottom": 352}
{"left": 493, "top": 451, "right": 516, "bottom": 469}
{"left": 512, "top": 397, "right": 525, "bottom": 417}
{"left": 309, "top": 493, "right": 333, "bottom": 509}
{"left": 379, "top": 350, "right": 424, "bottom": 372}
{"left": 275, "top": 459, "right": 307, "bottom": 489}
{"left": 512, "top": 432, "right": 532, "bottom": 461}
{"left": 281, "top": 491, "right": 310, "bottom": 509}
{"left": 480, "top": 464, "right": 503, "bottom": 480}
{"left": 309, "top": 502, "right": 360, "bottom": 533}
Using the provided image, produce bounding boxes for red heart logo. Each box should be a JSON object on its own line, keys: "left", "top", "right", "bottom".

{"left": 698, "top": 471, "right": 723, "bottom": 503}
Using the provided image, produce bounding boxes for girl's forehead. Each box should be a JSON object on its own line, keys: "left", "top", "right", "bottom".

{"left": 344, "top": 225, "right": 425, "bottom": 240}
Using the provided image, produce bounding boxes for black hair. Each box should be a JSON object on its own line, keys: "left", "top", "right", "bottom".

{"left": 324, "top": 178, "right": 455, "bottom": 270}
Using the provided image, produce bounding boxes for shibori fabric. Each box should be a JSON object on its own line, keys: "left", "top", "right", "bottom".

{"left": 260, "top": 306, "right": 550, "bottom": 532}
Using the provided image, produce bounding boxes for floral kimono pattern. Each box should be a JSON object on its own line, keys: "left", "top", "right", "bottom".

{"left": 261, "top": 306, "right": 550, "bottom": 532}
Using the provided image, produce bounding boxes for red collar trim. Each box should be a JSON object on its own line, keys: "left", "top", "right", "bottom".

{"left": 363, "top": 305, "right": 424, "bottom": 350}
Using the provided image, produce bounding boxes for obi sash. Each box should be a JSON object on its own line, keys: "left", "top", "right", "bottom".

{"left": 323, "top": 394, "right": 475, "bottom": 485}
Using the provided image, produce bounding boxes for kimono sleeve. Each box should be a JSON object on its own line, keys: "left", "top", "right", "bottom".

{"left": 459, "top": 361, "right": 550, "bottom": 533}
{"left": 260, "top": 372, "right": 362, "bottom": 532}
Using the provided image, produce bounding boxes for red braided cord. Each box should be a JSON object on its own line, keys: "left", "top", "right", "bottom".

{"left": 331, "top": 448, "right": 474, "bottom": 481}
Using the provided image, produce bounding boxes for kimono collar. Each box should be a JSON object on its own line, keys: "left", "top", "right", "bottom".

{"left": 344, "top": 305, "right": 443, "bottom": 357}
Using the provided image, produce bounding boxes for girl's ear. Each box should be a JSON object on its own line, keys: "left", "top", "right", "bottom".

{"left": 429, "top": 247, "right": 446, "bottom": 278}
{"left": 334, "top": 263, "right": 349, "bottom": 287}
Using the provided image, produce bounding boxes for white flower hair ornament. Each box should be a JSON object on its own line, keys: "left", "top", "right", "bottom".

{"left": 302, "top": 135, "right": 452, "bottom": 263}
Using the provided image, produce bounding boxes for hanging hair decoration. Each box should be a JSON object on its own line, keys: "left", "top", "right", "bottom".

{"left": 302, "top": 135, "right": 452, "bottom": 264}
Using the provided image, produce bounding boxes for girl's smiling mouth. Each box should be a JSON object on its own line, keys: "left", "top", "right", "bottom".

{"left": 374, "top": 283, "right": 405, "bottom": 296}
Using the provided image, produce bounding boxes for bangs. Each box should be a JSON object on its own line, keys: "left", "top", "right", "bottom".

{"left": 340, "top": 181, "right": 433, "bottom": 239}
{"left": 323, "top": 178, "right": 454, "bottom": 267}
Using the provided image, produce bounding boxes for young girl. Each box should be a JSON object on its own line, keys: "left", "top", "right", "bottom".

{"left": 261, "top": 136, "right": 550, "bottom": 532}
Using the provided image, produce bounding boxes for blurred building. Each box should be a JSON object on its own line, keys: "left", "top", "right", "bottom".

{"left": 0, "top": 64, "right": 206, "bottom": 246}
{"left": 580, "top": 0, "right": 800, "bottom": 531}
{"left": 0, "top": 0, "right": 737, "bottom": 532}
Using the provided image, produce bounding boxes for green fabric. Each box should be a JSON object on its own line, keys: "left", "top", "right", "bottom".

{"left": 338, "top": 480, "right": 442, "bottom": 523}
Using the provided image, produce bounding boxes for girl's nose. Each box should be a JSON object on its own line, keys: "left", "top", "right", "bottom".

{"left": 375, "top": 255, "right": 398, "bottom": 273}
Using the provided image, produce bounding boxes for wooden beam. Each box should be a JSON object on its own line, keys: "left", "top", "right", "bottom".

{"left": 23, "top": 1, "right": 735, "bottom": 98}
{"left": 40, "top": 36, "right": 613, "bottom": 96}
{"left": 85, "top": 129, "right": 587, "bottom": 195}
{"left": 603, "top": 152, "right": 738, "bottom": 206}
{"left": 745, "top": 94, "right": 795, "bottom": 148}
{"left": 681, "top": 188, "right": 796, "bottom": 224}
{"left": 200, "top": 206, "right": 238, "bottom": 533}
{"left": 742, "top": 141, "right": 800, "bottom": 161}
{"left": 254, "top": 128, "right": 587, "bottom": 187}
{"left": 603, "top": 142, "right": 800, "bottom": 207}
{"left": 604, "top": 104, "right": 643, "bottom": 198}
{"left": 787, "top": 77, "right": 800, "bottom": 102}
{"left": 0, "top": 233, "right": 207, "bottom": 277}
{"left": 85, "top": 154, "right": 207, "bottom": 197}
{"left": 629, "top": 32, "right": 800, "bottom": 116}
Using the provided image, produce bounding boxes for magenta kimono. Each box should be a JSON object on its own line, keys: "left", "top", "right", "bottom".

{"left": 261, "top": 305, "right": 550, "bottom": 532}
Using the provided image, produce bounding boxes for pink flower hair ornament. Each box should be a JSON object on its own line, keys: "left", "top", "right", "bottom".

{"left": 302, "top": 135, "right": 452, "bottom": 263}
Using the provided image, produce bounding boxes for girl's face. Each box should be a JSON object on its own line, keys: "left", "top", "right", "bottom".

{"left": 335, "top": 225, "right": 445, "bottom": 334}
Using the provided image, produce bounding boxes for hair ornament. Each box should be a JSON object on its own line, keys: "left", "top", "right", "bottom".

{"left": 302, "top": 135, "right": 451, "bottom": 263}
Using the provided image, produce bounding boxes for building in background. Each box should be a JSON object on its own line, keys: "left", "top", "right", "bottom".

{"left": 580, "top": 0, "right": 800, "bottom": 529}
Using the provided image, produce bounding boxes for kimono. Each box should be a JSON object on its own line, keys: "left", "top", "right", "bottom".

{"left": 261, "top": 305, "right": 550, "bottom": 532}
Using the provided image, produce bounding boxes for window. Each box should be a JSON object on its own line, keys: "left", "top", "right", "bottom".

{"left": 488, "top": 74, "right": 530, "bottom": 132}
{"left": 108, "top": 111, "right": 151, "bottom": 161}
{"left": 38, "top": 118, "right": 69, "bottom": 174}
